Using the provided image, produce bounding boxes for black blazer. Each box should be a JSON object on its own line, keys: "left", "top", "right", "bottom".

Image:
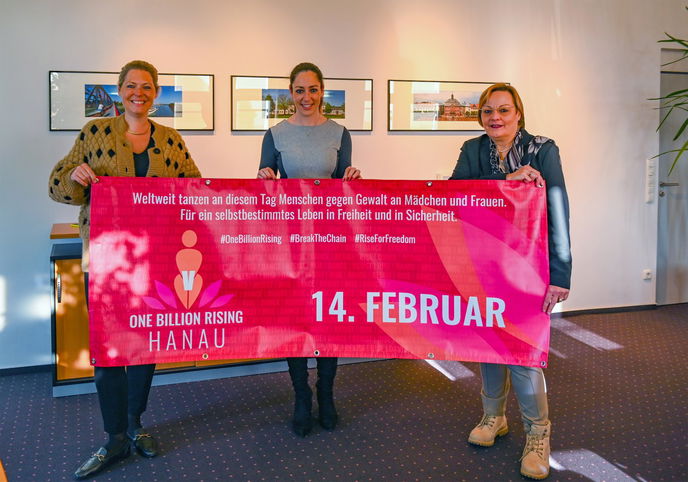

{"left": 450, "top": 129, "right": 572, "bottom": 289}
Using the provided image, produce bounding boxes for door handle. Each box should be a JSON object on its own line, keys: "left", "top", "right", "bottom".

{"left": 57, "top": 273, "right": 62, "bottom": 303}
{"left": 659, "top": 182, "right": 680, "bottom": 187}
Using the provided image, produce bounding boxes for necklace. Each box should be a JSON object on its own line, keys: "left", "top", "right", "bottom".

{"left": 496, "top": 142, "right": 513, "bottom": 154}
{"left": 127, "top": 123, "right": 151, "bottom": 135}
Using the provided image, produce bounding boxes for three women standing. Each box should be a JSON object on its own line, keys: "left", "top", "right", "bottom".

{"left": 49, "top": 60, "right": 202, "bottom": 479}
{"left": 257, "top": 62, "right": 361, "bottom": 437}
{"left": 450, "top": 83, "right": 572, "bottom": 480}
{"left": 49, "top": 60, "right": 568, "bottom": 480}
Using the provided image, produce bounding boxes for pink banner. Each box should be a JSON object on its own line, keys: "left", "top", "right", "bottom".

{"left": 89, "top": 177, "right": 550, "bottom": 367}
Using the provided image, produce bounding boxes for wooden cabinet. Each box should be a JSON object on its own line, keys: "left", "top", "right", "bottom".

{"left": 50, "top": 226, "right": 263, "bottom": 392}
{"left": 51, "top": 243, "right": 93, "bottom": 382}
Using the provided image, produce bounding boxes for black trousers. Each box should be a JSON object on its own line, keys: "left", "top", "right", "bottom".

{"left": 85, "top": 273, "right": 156, "bottom": 434}
{"left": 94, "top": 365, "right": 155, "bottom": 434}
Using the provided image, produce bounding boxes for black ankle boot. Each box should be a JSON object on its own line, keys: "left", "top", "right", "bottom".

{"left": 317, "top": 390, "right": 338, "bottom": 430}
{"left": 316, "top": 357, "right": 338, "bottom": 430}
{"left": 287, "top": 358, "right": 313, "bottom": 437}
{"left": 292, "top": 394, "right": 313, "bottom": 437}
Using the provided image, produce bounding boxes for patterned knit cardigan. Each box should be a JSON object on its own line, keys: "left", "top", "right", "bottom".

{"left": 48, "top": 115, "right": 201, "bottom": 269}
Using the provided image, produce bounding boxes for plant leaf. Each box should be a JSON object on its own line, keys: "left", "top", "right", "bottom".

{"left": 669, "top": 138, "right": 688, "bottom": 175}
{"left": 664, "top": 88, "right": 688, "bottom": 98}
{"left": 660, "top": 32, "right": 688, "bottom": 49}
{"left": 198, "top": 280, "right": 222, "bottom": 308}
{"left": 154, "top": 280, "right": 178, "bottom": 308}
{"left": 142, "top": 296, "right": 166, "bottom": 310}
{"left": 673, "top": 117, "right": 688, "bottom": 141}
{"left": 662, "top": 52, "right": 688, "bottom": 67}
{"left": 209, "top": 294, "right": 234, "bottom": 308}
{"left": 657, "top": 107, "right": 674, "bottom": 132}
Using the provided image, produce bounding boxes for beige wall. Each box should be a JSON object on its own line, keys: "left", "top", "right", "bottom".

{"left": 1, "top": 0, "right": 685, "bottom": 368}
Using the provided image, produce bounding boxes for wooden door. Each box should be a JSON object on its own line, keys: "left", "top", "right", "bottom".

{"left": 54, "top": 258, "right": 93, "bottom": 380}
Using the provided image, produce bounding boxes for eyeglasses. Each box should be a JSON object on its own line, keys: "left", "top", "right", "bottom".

{"left": 480, "top": 105, "right": 515, "bottom": 116}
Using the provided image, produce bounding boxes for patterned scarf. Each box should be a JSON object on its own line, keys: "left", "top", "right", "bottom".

{"left": 489, "top": 130, "right": 552, "bottom": 174}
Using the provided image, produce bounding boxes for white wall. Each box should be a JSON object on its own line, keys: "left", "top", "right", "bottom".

{"left": 1, "top": 0, "right": 685, "bottom": 369}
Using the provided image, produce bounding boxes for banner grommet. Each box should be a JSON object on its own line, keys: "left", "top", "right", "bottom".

{"left": 427, "top": 353, "right": 435, "bottom": 359}
{"left": 314, "top": 350, "right": 320, "bottom": 356}
{"left": 202, "top": 353, "right": 209, "bottom": 360}
{"left": 314, "top": 180, "right": 320, "bottom": 185}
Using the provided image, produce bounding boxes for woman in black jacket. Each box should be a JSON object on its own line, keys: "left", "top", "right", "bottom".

{"left": 450, "top": 83, "right": 571, "bottom": 480}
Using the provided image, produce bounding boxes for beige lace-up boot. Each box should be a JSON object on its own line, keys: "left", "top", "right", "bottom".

{"left": 467, "top": 414, "right": 508, "bottom": 446}
{"left": 520, "top": 421, "right": 551, "bottom": 479}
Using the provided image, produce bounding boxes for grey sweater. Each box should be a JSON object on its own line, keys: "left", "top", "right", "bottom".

{"left": 259, "top": 119, "right": 352, "bottom": 178}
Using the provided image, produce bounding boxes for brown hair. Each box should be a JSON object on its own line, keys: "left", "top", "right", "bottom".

{"left": 118, "top": 60, "right": 159, "bottom": 90}
{"left": 478, "top": 83, "right": 525, "bottom": 129}
{"left": 289, "top": 62, "right": 324, "bottom": 90}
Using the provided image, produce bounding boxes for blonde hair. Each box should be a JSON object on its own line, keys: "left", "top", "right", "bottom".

{"left": 478, "top": 83, "right": 525, "bottom": 129}
{"left": 118, "top": 60, "right": 159, "bottom": 90}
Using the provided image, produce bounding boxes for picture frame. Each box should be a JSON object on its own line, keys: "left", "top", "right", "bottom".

{"left": 49, "top": 71, "right": 214, "bottom": 131}
{"left": 231, "top": 75, "right": 373, "bottom": 131}
{"left": 388, "top": 79, "right": 497, "bottom": 131}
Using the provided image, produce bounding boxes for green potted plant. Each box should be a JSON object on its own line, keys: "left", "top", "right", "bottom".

{"left": 656, "top": 26, "right": 688, "bottom": 174}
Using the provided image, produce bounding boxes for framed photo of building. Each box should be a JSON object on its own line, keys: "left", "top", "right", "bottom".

{"left": 388, "top": 79, "right": 496, "bottom": 131}
{"left": 49, "top": 71, "right": 214, "bottom": 131}
{"left": 231, "top": 76, "right": 373, "bottom": 131}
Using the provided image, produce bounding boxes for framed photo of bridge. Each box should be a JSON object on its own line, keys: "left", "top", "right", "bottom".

{"left": 49, "top": 71, "right": 214, "bottom": 131}
{"left": 388, "top": 79, "right": 497, "bottom": 131}
{"left": 231, "top": 75, "right": 373, "bottom": 131}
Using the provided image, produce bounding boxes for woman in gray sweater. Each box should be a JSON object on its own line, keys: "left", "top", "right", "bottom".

{"left": 258, "top": 62, "right": 360, "bottom": 437}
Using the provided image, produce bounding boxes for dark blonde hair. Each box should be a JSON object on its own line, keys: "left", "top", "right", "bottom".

{"left": 478, "top": 83, "right": 525, "bottom": 129}
{"left": 118, "top": 60, "right": 159, "bottom": 90}
{"left": 289, "top": 62, "right": 324, "bottom": 90}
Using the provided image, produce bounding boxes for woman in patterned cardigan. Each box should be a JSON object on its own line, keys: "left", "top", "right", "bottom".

{"left": 49, "top": 60, "right": 201, "bottom": 480}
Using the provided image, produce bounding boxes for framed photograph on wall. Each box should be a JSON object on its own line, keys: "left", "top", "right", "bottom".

{"left": 231, "top": 76, "right": 373, "bottom": 131}
{"left": 49, "top": 71, "right": 214, "bottom": 131}
{"left": 388, "top": 79, "right": 497, "bottom": 131}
